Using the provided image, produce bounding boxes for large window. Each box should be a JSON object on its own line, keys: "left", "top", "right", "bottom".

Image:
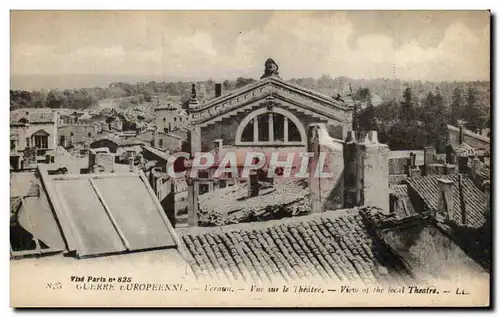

{"left": 237, "top": 108, "right": 305, "bottom": 145}
{"left": 34, "top": 135, "right": 48, "bottom": 149}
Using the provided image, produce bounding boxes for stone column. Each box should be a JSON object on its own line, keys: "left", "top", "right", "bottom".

{"left": 187, "top": 179, "right": 199, "bottom": 227}
{"left": 190, "top": 126, "right": 202, "bottom": 154}
{"left": 268, "top": 113, "right": 274, "bottom": 142}
{"left": 283, "top": 116, "right": 289, "bottom": 142}
{"left": 253, "top": 118, "right": 259, "bottom": 142}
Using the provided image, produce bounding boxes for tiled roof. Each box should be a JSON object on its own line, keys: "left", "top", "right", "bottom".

{"left": 406, "top": 174, "right": 486, "bottom": 228}
{"left": 475, "top": 160, "right": 490, "bottom": 182}
{"left": 390, "top": 184, "right": 408, "bottom": 197}
{"left": 389, "top": 174, "right": 409, "bottom": 186}
{"left": 141, "top": 145, "right": 170, "bottom": 162}
{"left": 181, "top": 207, "right": 412, "bottom": 284}
{"left": 453, "top": 142, "right": 478, "bottom": 157}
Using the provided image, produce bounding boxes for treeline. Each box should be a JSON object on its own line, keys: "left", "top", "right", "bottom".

{"left": 10, "top": 76, "right": 490, "bottom": 151}
{"left": 10, "top": 77, "right": 258, "bottom": 110}
{"left": 356, "top": 86, "right": 490, "bottom": 151}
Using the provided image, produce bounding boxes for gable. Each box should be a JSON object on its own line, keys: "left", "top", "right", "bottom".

{"left": 191, "top": 77, "right": 353, "bottom": 127}
{"left": 31, "top": 129, "right": 50, "bottom": 137}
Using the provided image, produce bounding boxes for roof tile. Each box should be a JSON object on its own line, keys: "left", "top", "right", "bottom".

{"left": 181, "top": 207, "right": 411, "bottom": 283}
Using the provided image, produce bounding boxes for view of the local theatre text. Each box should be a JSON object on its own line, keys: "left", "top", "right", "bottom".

{"left": 9, "top": 10, "right": 491, "bottom": 307}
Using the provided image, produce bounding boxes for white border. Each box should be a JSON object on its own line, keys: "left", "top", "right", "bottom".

{"left": 2, "top": 1, "right": 498, "bottom": 315}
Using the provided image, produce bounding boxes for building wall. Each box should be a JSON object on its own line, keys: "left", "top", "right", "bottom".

{"left": 11, "top": 122, "right": 57, "bottom": 154}
{"left": 155, "top": 108, "right": 188, "bottom": 133}
{"left": 90, "top": 139, "right": 119, "bottom": 153}
{"left": 447, "top": 127, "right": 490, "bottom": 149}
{"left": 136, "top": 130, "right": 155, "bottom": 145}
{"left": 58, "top": 125, "right": 97, "bottom": 147}
{"left": 155, "top": 132, "right": 183, "bottom": 152}
{"left": 199, "top": 105, "right": 344, "bottom": 152}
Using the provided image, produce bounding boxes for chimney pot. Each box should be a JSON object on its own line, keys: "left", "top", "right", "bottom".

{"left": 215, "top": 83, "right": 222, "bottom": 98}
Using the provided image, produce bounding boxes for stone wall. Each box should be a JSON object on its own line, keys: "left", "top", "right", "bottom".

{"left": 308, "top": 123, "right": 345, "bottom": 213}
{"left": 58, "top": 125, "right": 97, "bottom": 147}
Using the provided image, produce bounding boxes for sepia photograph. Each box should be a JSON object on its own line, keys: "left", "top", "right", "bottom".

{"left": 8, "top": 9, "right": 491, "bottom": 307}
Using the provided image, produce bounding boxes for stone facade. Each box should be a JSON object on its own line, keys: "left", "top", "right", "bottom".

{"left": 58, "top": 125, "right": 97, "bottom": 148}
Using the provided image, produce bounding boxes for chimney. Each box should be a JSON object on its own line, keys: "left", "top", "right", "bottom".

{"left": 445, "top": 164, "right": 458, "bottom": 175}
{"left": 437, "top": 178, "right": 454, "bottom": 221}
{"left": 188, "top": 83, "right": 199, "bottom": 111}
{"left": 470, "top": 156, "right": 480, "bottom": 180}
{"left": 248, "top": 170, "right": 260, "bottom": 197}
{"left": 215, "top": 83, "right": 222, "bottom": 98}
{"left": 459, "top": 124, "right": 464, "bottom": 144}
{"left": 407, "top": 155, "right": 422, "bottom": 178}
{"left": 458, "top": 156, "right": 469, "bottom": 174}
{"left": 424, "top": 146, "right": 436, "bottom": 175}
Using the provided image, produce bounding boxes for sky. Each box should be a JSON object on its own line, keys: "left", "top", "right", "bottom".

{"left": 11, "top": 10, "right": 490, "bottom": 85}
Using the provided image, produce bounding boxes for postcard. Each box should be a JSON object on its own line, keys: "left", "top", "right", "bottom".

{"left": 9, "top": 10, "right": 491, "bottom": 307}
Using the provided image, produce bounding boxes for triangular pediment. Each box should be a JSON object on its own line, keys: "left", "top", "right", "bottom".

{"left": 191, "top": 77, "right": 353, "bottom": 126}
{"left": 31, "top": 129, "right": 50, "bottom": 137}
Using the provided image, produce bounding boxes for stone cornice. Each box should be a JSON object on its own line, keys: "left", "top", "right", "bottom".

{"left": 191, "top": 78, "right": 353, "bottom": 127}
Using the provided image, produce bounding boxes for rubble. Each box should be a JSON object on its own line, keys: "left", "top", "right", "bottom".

{"left": 197, "top": 179, "right": 310, "bottom": 226}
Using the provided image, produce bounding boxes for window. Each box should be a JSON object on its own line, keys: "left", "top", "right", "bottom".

{"left": 236, "top": 109, "right": 305, "bottom": 145}
{"left": 26, "top": 138, "right": 29, "bottom": 147}
{"left": 70, "top": 132, "right": 74, "bottom": 137}
{"left": 158, "top": 139, "right": 164, "bottom": 148}
{"left": 34, "top": 135, "right": 48, "bottom": 149}
{"left": 88, "top": 132, "right": 92, "bottom": 137}
{"left": 199, "top": 184, "right": 209, "bottom": 195}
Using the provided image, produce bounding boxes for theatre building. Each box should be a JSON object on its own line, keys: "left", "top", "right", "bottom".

{"left": 188, "top": 59, "right": 354, "bottom": 159}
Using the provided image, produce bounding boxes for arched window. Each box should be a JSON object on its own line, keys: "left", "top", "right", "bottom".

{"left": 236, "top": 107, "right": 306, "bottom": 145}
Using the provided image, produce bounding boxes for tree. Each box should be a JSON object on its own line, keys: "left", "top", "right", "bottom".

{"left": 353, "top": 87, "right": 372, "bottom": 105}
{"left": 358, "top": 103, "right": 376, "bottom": 131}
{"left": 400, "top": 87, "right": 414, "bottom": 123}
{"left": 421, "top": 88, "right": 448, "bottom": 151}
{"left": 235, "top": 77, "right": 256, "bottom": 89}
{"left": 46, "top": 90, "right": 62, "bottom": 109}
{"left": 464, "top": 86, "right": 486, "bottom": 133}
{"left": 450, "top": 87, "right": 463, "bottom": 125}
{"left": 223, "top": 79, "right": 233, "bottom": 91}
